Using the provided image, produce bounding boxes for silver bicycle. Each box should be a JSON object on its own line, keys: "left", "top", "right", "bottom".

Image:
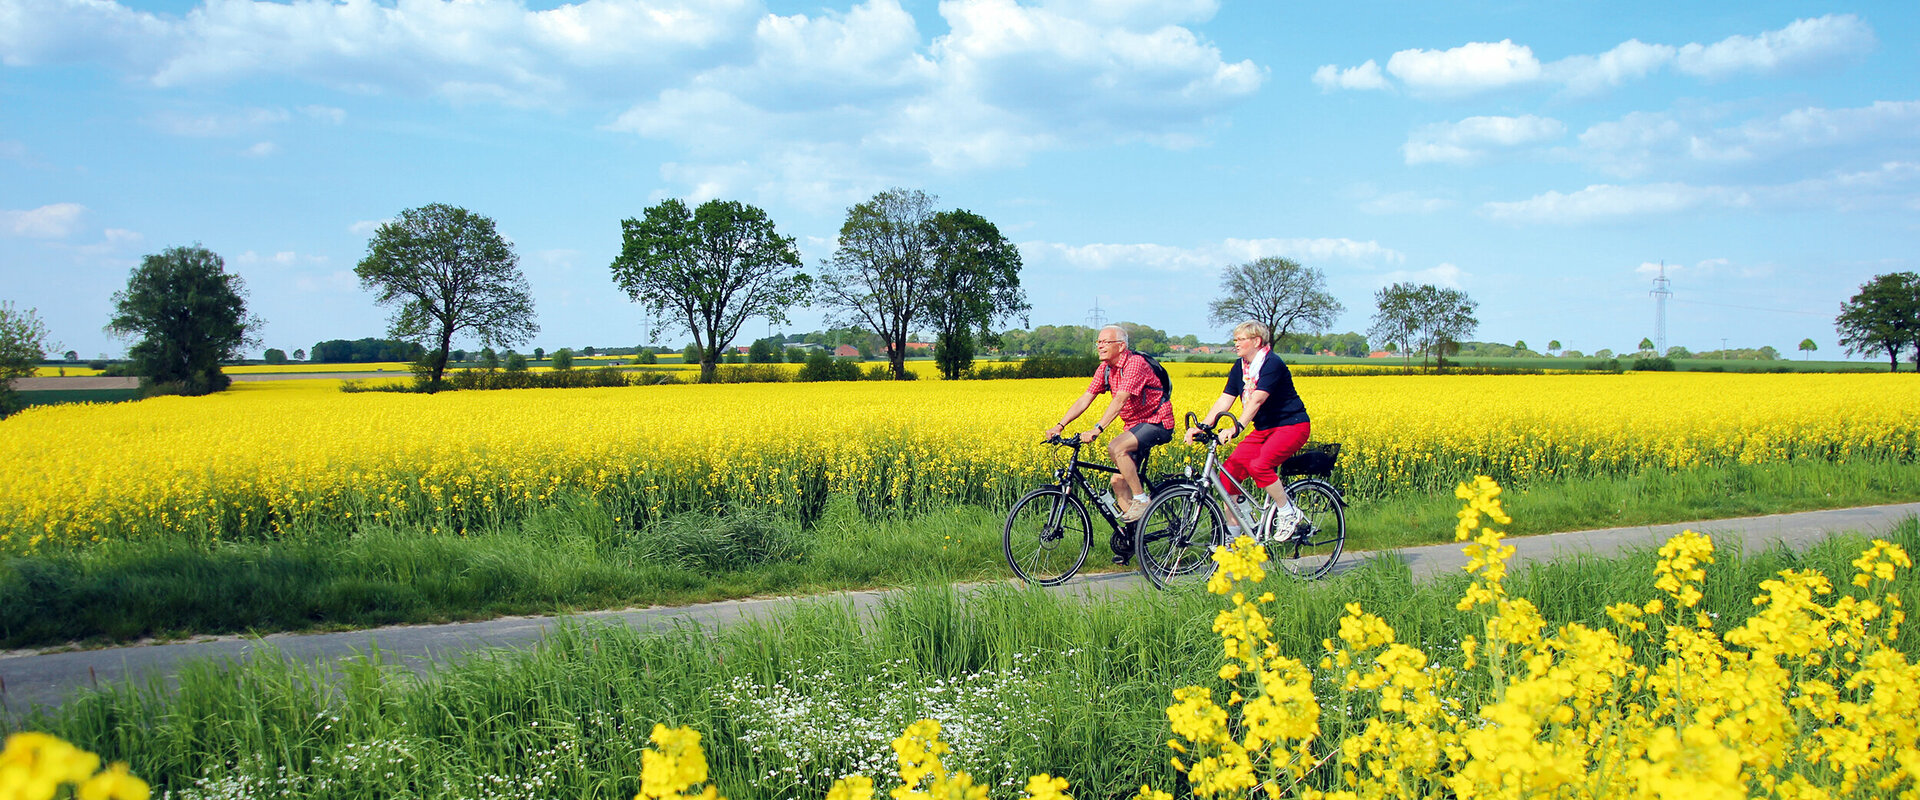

{"left": 1132, "top": 411, "right": 1348, "bottom": 589}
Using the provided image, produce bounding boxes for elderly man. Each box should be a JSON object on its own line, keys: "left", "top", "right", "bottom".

{"left": 1044, "top": 325, "right": 1174, "bottom": 562}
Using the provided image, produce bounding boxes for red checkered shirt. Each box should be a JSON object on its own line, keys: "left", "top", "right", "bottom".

{"left": 1086, "top": 351, "right": 1175, "bottom": 430}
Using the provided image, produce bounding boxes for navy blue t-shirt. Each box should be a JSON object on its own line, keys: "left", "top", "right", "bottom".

{"left": 1221, "top": 355, "right": 1309, "bottom": 430}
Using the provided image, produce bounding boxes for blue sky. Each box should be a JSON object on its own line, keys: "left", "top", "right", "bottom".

{"left": 4, "top": 0, "right": 1915, "bottom": 360}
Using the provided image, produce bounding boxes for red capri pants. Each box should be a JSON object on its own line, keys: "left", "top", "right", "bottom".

{"left": 1218, "top": 421, "right": 1312, "bottom": 495}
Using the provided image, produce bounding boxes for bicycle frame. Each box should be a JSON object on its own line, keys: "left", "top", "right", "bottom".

{"left": 1182, "top": 412, "right": 1266, "bottom": 534}
{"left": 1040, "top": 436, "right": 1131, "bottom": 533}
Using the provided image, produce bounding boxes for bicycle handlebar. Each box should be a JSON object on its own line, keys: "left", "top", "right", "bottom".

{"left": 1185, "top": 411, "right": 1241, "bottom": 445}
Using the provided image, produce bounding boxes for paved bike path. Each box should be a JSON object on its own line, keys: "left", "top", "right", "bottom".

{"left": 4, "top": 502, "right": 1916, "bottom": 716}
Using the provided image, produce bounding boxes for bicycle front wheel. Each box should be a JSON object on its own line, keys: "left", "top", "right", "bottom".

{"left": 1003, "top": 488, "right": 1093, "bottom": 585}
{"left": 1266, "top": 479, "right": 1346, "bottom": 580}
{"left": 1136, "top": 483, "right": 1228, "bottom": 590}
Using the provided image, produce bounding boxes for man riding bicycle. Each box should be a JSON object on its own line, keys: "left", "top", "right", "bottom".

{"left": 1187, "top": 320, "right": 1311, "bottom": 541}
{"left": 1044, "top": 325, "right": 1174, "bottom": 561}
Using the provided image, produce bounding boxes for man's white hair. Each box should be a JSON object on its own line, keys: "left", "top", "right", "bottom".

{"left": 1102, "top": 325, "right": 1128, "bottom": 346}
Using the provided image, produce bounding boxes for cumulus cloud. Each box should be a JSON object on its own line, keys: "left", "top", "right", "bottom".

{"left": 1357, "top": 191, "right": 1455, "bottom": 215}
{"left": 1487, "top": 159, "right": 1920, "bottom": 224}
{"left": 1029, "top": 236, "right": 1404, "bottom": 274}
{"left": 1403, "top": 114, "right": 1565, "bottom": 165}
{"left": 1675, "top": 14, "right": 1874, "bottom": 80}
{"left": 1481, "top": 183, "right": 1747, "bottom": 224}
{"left": 1311, "top": 59, "right": 1387, "bottom": 92}
{"left": 1386, "top": 40, "right": 1541, "bottom": 96}
{"left": 1378, "top": 262, "right": 1467, "bottom": 289}
{"left": 613, "top": 0, "right": 1266, "bottom": 200}
{"left": 1, "top": 202, "right": 87, "bottom": 238}
{"left": 1314, "top": 14, "right": 1872, "bottom": 98}
{"left": 1576, "top": 100, "right": 1920, "bottom": 177}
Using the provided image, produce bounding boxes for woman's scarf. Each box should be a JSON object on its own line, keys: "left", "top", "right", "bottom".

{"left": 1240, "top": 346, "right": 1269, "bottom": 407}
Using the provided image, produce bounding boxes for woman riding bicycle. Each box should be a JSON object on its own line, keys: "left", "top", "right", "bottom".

{"left": 1187, "top": 321, "right": 1311, "bottom": 540}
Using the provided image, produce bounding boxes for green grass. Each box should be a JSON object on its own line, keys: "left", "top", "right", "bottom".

{"left": 3, "top": 460, "right": 1916, "bottom": 649}
{"left": 8, "top": 520, "right": 1916, "bottom": 799}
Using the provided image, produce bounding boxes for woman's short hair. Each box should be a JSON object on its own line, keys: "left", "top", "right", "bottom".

{"left": 1232, "top": 321, "right": 1270, "bottom": 344}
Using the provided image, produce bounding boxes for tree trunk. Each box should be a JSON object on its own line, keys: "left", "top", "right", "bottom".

{"left": 433, "top": 325, "right": 454, "bottom": 391}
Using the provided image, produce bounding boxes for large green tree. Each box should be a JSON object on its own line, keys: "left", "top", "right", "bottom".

{"left": 356, "top": 204, "right": 538, "bottom": 389}
{"left": 0, "top": 301, "right": 54, "bottom": 415}
{"left": 610, "top": 198, "right": 809, "bottom": 384}
{"left": 107, "top": 245, "right": 259, "bottom": 395}
{"left": 1207, "top": 257, "right": 1345, "bottom": 349}
{"left": 1835, "top": 272, "right": 1919, "bottom": 372}
{"left": 1367, "top": 282, "right": 1478, "bottom": 369}
{"left": 819, "top": 188, "right": 940, "bottom": 380}
{"left": 924, "top": 209, "right": 1028, "bottom": 380}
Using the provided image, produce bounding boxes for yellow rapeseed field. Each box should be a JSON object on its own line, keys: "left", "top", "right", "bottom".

{"left": 1, "top": 373, "right": 1914, "bottom": 551}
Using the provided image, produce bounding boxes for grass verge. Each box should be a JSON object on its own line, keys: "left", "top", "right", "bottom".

{"left": 2, "top": 459, "right": 1916, "bottom": 649}
{"left": 6, "top": 520, "right": 1915, "bottom": 799}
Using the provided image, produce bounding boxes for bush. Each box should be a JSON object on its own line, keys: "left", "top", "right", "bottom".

{"left": 970, "top": 354, "right": 1101, "bottom": 380}
{"left": 1588, "top": 358, "right": 1622, "bottom": 373}
{"left": 552, "top": 348, "right": 574, "bottom": 370}
{"left": 505, "top": 353, "right": 529, "bottom": 372}
{"left": 1631, "top": 356, "right": 1675, "bottom": 371}
{"left": 798, "top": 350, "right": 862, "bottom": 382}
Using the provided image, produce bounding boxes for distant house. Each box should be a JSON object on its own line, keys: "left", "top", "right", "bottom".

{"left": 904, "top": 341, "right": 932, "bottom": 353}
{"left": 834, "top": 345, "right": 861, "bottom": 358}
{"left": 1368, "top": 351, "right": 1394, "bottom": 359}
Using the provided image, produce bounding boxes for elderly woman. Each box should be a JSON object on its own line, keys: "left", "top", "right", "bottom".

{"left": 1186, "top": 321, "right": 1311, "bottom": 540}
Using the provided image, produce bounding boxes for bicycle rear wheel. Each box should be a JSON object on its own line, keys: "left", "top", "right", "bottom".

{"left": 1265, "top": 479, "right": 1346, "bottom": 579}
{"left": 1135, "top": 483, "right": 1228, "bottom": 589}
{"left": 1003, "top": 488, "right": 1093, "bottom": 585}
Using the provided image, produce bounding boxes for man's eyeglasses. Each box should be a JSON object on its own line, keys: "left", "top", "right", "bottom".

{"left": 1097, "top": 339, "right": 1122, "bottom": 345}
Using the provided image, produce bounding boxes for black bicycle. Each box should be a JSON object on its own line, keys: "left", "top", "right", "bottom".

{"left": 1002, "top": 434, "right": 1165, "bottom": 585}
{"left": 1133, "top": 412, "right": 1348, "bottom": 588}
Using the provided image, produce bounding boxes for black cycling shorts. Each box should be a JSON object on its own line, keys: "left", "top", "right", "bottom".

{"left": 1125, "top": 422, "right": 1173, "bottom": 471}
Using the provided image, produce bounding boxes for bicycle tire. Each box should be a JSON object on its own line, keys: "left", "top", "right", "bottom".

{"left": 1003, "top": 487, "right": 1093, "bottom": 585}
{"left": 1135, "top": 482, "right": 1228, "bottom": 589}
{"left": 1264, "top": 479, "right": 1346, "bottom": 580}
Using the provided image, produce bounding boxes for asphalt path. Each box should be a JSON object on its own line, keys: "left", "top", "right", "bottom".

{"left": 4, "top": 502, "right": 1916, "bottom": 717}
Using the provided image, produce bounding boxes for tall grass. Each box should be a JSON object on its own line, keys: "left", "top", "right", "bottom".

{"left": 4, "top": 461, "right": 1917, "bottom": 648}
{"left": 9, "top": 519, "right": 1915, "bottom": 799}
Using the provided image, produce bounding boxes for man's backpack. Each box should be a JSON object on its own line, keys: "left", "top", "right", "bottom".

{"left": 1102, "top": 352, "right": 1172, "bottom": 406}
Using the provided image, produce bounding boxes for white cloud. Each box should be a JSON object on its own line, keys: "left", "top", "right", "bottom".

{"left": 612, "top": 0, "right": 1265, "bottom": 199}
{"left": 1481, "top": 183, "right": 1747, "bottom": 224}
{"left": 1403, "top": 114, "right": 1564, "bottom": 165}
{"left": 299, "top": 105, "right": 346, "bottom": 124}
{"left": 348, "top": 219, "right": 388, "bottom": 237}
{"left": 1385, "top": 39, "right": 1541, "bottom": 96}
{"left": 1676, "top": 14, "right": 1874, "bottom": 81}
{"left": 1378, "top": 262, "right": 1467, "bottom": 289}
{"left": 1, "top": 202, "right": 87, "bottom": 238}
{"left": 1488, "top": 160, "right": 1920, "bottom": 224}
{"left": 243, "top": 141, "right": 277, "bottom": 157}
{"left": 1576, "top": 100, "right": 1920, "bottom": 176}
{"left": 1357, "top": 191, "right": 1454, "bottom": 215}
{"left": 1315, "top": 14, "right": 1873, "bottom": 98}
{"left": 1547, "top": 39, "right": 1675, "bottom": 95}
{"left": 1311, "top": 59, "right": 1387, "bottom": 92}
{"left": 1029, "top": 236, "right": 1403, "bottom": 274}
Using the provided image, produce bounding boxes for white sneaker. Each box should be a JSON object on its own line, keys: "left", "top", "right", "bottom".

{"left": 1270, "top": 507, "right": 1305, "bottom": 542}
{"left": 1122, "top": 494, "right": 1150, "bottom": 522}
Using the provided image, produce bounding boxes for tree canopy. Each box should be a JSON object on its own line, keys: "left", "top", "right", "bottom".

{"left": 0, "top": 301, "right": 54, "bottom": 416}
{"left": 924, "top": 209, "right": 1028, "bottom": 379}
{"left": 1207, "top": 257, "right": 1344, "bottom": 348}
{"left": 356, "top": 204, "right": 538, "bottom": 389}
{"left": 819, "top": 188, "right": 940, "bottom": 380}
{"left": 1367, "top": 282, "right": 1478, "bottom": 369}
{"left": 1835, "top": 272, "right": 1918, "bottom": 372}
{"left": 107, "top": 244, "right": 259, "bottom": 395}
{"left": 610, "top": 197, "right": 809, "bottom": 384}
